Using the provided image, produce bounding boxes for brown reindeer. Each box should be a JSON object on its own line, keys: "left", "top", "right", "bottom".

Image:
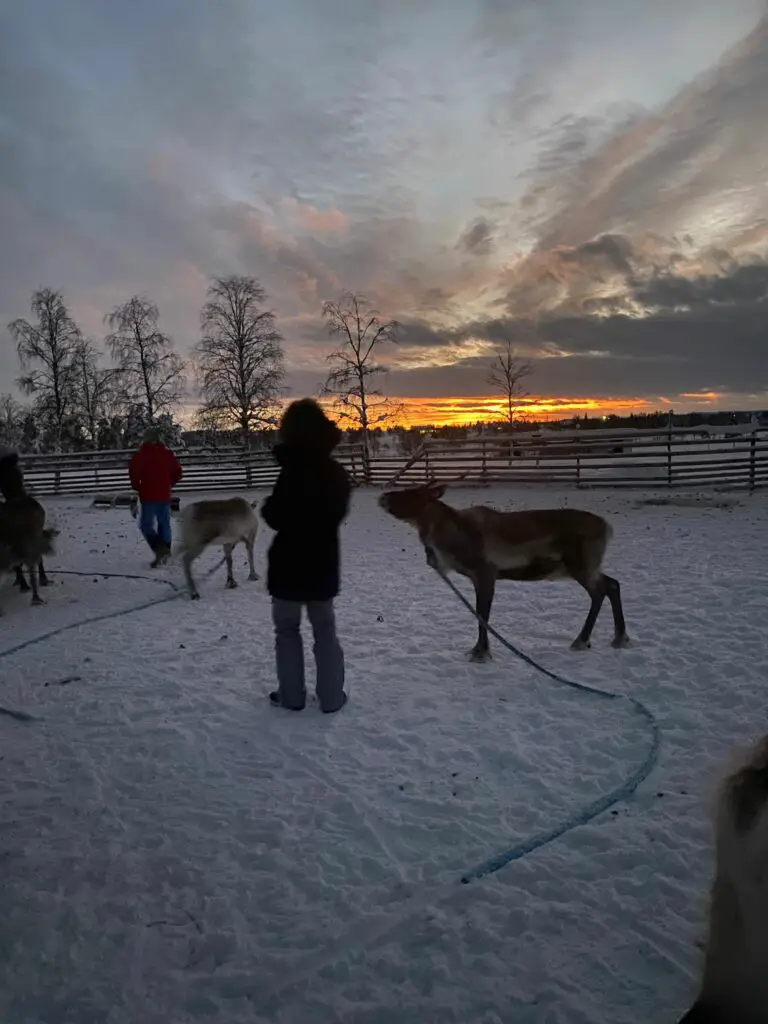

{"left": 678, "top": 735, "right": 768, "bottom": 1023}
{"left": 0, "top": 504, "right": 56, "bottom": 612}
{"left": 0, "top": 450, "right": 52, "bottom": 606}
{"left": 379, "top": 481, "right": 629, "bottom": 661}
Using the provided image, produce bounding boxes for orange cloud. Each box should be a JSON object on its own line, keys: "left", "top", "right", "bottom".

{"left": 281, "top": 197, "right": 347, "bottom": 234}
{"left": 679, "top": 390, "right": 721, "bottom": 401}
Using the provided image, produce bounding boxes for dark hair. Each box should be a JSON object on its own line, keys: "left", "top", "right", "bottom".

{"left": 278, "top": 399, "right": 341, "bottom": 451}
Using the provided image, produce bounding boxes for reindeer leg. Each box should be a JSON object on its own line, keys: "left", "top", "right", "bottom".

{"left": 224, "top": 544, "right": 237, "bottom": 589}
{"left": 14, "top": 565, "right": 30, "bottom": 592}
{"left": 468, "top": 569, "right": 495, "bottom": 663}
{"left": 245, "top": 532, "right": 259, "bottom": 581}
{"left": 603, "top": 574, "right": 630, "bottom": 648}
{"left": 27, "top": 561, "right": 43, "bottom": 606}
{"left": 38, "top": 558, "right": 50, "bottom": 587}
{"left": 571, "top": 576, "right": 605, "bottom": 650}
{"left": 182, "top": 546, "right": 203, "bottom": 600}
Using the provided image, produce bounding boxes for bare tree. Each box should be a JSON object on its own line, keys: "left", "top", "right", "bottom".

{"left": 105, "top": 296, "right": 186, "bottom": 423}
{"left": 0, "top": 393, "right": 27, "bottom": 450}
{"left": 9, "top": 288, "right": 81, "bottom": 447}
{"left": 322, "top": 291, "right": 400, "bottom": 479}
{"left": 71, "top": 338, "right": 118, "bottom": 448}
{"left": 196, "top": 276, "right": 285, "bottom": 446}
{"left": 487, "top": 340, "right": 532, "bottom": 426}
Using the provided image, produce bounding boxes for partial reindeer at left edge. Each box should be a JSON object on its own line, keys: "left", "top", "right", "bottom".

{"left": 0, "top": 447, "right": 56, "bottom": 614}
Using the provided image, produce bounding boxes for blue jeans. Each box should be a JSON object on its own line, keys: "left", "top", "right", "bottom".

{"left": 139, "top": 501, "right": 172, "bottom": 549}
{"left": 272, "top": 599, "right": 345, "bottom": 712}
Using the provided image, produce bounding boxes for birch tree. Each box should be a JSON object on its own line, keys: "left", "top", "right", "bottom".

{"left": 71, "top": 338, "right": 117, "bottom": 447}
{"left": 9, "top": 288, "right": 81, "bottom": 447}
{"left": 105, "top": 296, "right": 186, "bottom": 423}
{"left": 196, "top": 276, "right": 284, "bottom": 445}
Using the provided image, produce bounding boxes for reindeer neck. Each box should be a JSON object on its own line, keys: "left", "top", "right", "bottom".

{"left": 419, "top": 498, "right": 451, "bottom": 527}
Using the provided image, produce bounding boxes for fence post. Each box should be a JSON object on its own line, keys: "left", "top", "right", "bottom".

{"left": 749, "top": 429, "right": 757, "bottom": 492}
{"left": 666, "top": 425, "right": 673, "bottom": 487}
{"left": 424, "top": 445, "right": 431, "bottom": 481}
{"left": 576, "top": 454, "right": 581, "bottom": 489}
{"left": 245, "top": 444, "right": 252, "bottom": 489}
{"left": 481, "top": 441, "right": 487, "bottom": 483}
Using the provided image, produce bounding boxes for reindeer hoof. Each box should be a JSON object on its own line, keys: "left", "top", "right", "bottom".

{"left": 31, "top": 596, "right": 44, "bottom": 607}
{"left": 611, "top": 634, "right": 631, "bottom": 649}
{"left": 571, "top": 638, "right": 591, "bottom": 651}
{"left": 18, "top": 583, "right": 31, "bottom": 594}
{"left": 247, "top": 572, "right": 259, "bottom": 582}
{"left": 467, "top": 648, "right": 491, "bottom": 664}
{"left": 39, "top": 578, "right": 50, "bottom": 588}
{"left": 190, "top": 592, "right": 200, "bottom": 601}
{"left": 225, "top": 578, "right": 238, "bottom": 590}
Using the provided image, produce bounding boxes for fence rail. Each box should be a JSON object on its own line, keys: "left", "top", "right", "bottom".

{"left": 16, "top": 427, "right": 768, "bottom": 497}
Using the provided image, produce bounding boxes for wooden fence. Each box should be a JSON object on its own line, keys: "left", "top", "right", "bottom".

{"left": 17, "top": 445, "right": 371, "bottom": 498}
{"left": 16, "top": 427, "right": 768, "bottom": 497}
{"left": 379, "top": 427, "right": 768, "bottom": 491}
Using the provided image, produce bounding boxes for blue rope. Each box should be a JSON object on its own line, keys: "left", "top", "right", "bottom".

{"left": 1, "top": 561, "right": 659, "bottom": 893}
{"left": 0, "top": 564, "right": 223, "bottom": 721}
{"left": 435, "top": 573, "right": 661, "bottom": 885}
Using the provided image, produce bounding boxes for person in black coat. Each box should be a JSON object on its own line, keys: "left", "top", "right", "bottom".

{"left": 261, "top": 399, "right": 351, "bottom": 713}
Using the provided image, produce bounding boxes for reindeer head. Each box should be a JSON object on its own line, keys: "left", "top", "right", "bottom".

{"left": 379, "top": 480, "right": 446, "bottom": 521}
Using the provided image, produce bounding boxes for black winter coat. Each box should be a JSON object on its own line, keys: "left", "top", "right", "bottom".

{"left": 261, "top": 442, "right": 351, "bottom": 602}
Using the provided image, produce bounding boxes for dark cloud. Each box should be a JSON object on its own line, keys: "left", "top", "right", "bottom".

{"left": 634, "top": 260, "right": 768, "bottom": 309}
{"left": 456, "top": 218, "right": 495, "bottom": 256}
{"left": 390, "top": 254, "right": 768, "bottom": 400}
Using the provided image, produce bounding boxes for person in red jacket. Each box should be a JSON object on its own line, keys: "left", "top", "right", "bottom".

{"left": 128, "top": 427, "right": 182, "bottom": 566}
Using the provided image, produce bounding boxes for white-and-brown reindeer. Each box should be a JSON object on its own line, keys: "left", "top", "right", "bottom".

{"left": 678, "top": 734, "right": 768, "bottom": 1023}
{"left": 379, "top": 480, "right": 629, "bottom": 661}
{"left": 175, "top": 497, "right": 260, "bottom": 600}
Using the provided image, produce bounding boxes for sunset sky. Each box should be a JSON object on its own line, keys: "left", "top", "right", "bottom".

{"left": 1, "top": 0, "right": 767, "bottom": 426}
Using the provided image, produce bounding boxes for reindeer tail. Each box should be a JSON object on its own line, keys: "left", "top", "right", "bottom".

{"left": 40, "top": 528, "right": 58, "bottom": 557}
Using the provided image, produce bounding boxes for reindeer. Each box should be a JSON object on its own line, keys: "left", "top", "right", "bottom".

{"left": 174, "top": 497, "right": 260, "bottom": 600}
{"left": 0, "top": 505, "right": 56, "bottom": 613}
{"left": 379, "top": 480, "right": 629, "bottom": 661}
{"left": 678, "top": 735, "right": 768, "bottom": 1023}
{"left": 0, "top": 450, "right": 52, "bottom": 605}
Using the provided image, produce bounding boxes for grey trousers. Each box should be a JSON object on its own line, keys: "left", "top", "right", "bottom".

{"left": 271, "top": 598, "right": 345, "bottom": 712}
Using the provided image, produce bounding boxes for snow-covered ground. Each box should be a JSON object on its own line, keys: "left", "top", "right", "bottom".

{"left": 1, "top": 485, "right": 767, "bottom": 1024}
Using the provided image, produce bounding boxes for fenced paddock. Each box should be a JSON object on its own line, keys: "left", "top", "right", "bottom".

{"left": 16, "top": 426, "right": 768, "bottom": 497}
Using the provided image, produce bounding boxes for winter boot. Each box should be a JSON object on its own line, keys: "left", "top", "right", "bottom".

{"left": 150, "top": 540, "right": 171, "bottom": 568}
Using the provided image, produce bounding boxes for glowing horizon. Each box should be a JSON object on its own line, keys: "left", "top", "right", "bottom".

{"left": 178, "top": 387, "right": 768, "bottom": 432}
{"left": 379, "top": 395, "right": 655, "bottom": 427}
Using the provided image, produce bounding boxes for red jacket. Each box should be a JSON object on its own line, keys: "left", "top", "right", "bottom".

{"left": 129, "top": 442, "right": 182, "bottom": 503}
